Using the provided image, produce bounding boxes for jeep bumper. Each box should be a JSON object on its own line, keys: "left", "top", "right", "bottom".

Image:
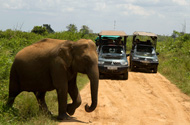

{"left": 98, "top": 65, "right": 128, "bottom": 74}
{"left": 131, "top": 60, "right": 158, "bottom": 69}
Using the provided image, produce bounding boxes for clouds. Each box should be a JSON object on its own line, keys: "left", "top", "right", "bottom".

{"left": 94, "top": 2, "right": 107, "bottom": 11}
{"left": 117, "top": 3, "right": 154, "bottom": 16}
{"left": 1, "top": 0, "right": 189, "bottom": 14}
{"left": 1, "top": 0, "right": 188, "bottom": 16}
{"left": 0, "top": 0, "right": 157, "bottom": 15}
{"left": 1, "top": 0, "right": 27, "bottom": 10}
{"left": 172, "top": 0, "right": 189, "bottom": 6}
{"left": 0, "top": 0, "right": 190, "bottom": 35}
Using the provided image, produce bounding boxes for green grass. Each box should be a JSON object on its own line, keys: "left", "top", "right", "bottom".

{"left": 157, "top": 32, "right": 190, "bottom": 95}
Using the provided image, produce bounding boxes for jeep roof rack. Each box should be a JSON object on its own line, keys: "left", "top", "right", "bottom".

{"left": 133, "top": 31, "right": 157, "bottom": 37}
{"left": 132, "top": 31, "right": 158, "bottom": 50}
{"left": 96, "top": 30, "right": 128, "bottom": 50}
{"left": 99, "top": 30, "right": 127, "bottom": 37}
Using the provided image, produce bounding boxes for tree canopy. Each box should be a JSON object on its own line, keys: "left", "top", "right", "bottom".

{"left": 66, "top": 24, "right": 78, "bottom": 32}
{"left": 80, "top": 25, "right": 90, "bottom": 35}
{"left": 31, "top": 26, "right": 48, "bottom": 35}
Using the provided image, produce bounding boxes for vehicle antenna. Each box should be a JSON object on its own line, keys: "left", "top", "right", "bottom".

{"left": 114, "top": 20, "right": 116, "bottom": 30}
{"left": 182, "top": 20, "right": 186, "bottom": 34}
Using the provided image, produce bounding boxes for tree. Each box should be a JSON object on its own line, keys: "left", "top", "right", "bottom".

{"left": 80, "top": 25, "right": 90, "bottom": 35}
{"left": 171, "top": 30, "right": 177, "bottom": 39}
{"left": 31, "top": 26, "right": 48, "bottom": 35}
{"left": 43, "top": 24, "right": 55, "bottom": 33}
{"left": 66, "top": 24, "right": 78, "bottom": 32}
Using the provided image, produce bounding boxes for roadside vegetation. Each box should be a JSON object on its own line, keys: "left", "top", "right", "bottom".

{"left": 0, "top": 26, "right": 189, "bottom": 124}
{"left": 157, "top": 31, "right": 190, "bottom": 95}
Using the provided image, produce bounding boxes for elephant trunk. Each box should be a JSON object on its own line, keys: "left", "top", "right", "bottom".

{"left": 85, "top": 66, "right": 99, "bottom": 112}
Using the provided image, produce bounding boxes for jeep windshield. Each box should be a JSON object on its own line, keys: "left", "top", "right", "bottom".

{"left": 135, "top": 44, "right": 156, "bottom": 57}
{"left": 102, "top": 46, "right": 123, "bottom": 54}
{"left": 100, "top": 46, "right": 125, "bottom": 59}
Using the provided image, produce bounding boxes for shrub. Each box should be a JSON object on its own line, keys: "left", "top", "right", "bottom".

{"left": 157, "top": 32, "right": 190, "bottom": 95}
{"left": 31, "top": 26, "right": 48, "bottom": 35}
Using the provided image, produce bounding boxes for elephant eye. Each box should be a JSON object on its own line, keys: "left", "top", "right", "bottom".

{"left": 83, "top": 55, "right": 90, "bottom": 61}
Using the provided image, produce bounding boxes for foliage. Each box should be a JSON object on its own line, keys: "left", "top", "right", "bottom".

{"left": 80, "top": 25, "right": 90, "bottom": 35}
{"left": 31, "top": 26, "right": 48, "bottom": 35}
{"left": 43, "top": 24, "right": 55, "bottom": 33}
{"left": 66, "top": 24, "right": 78, "bottom": 33}
{"left": 157, "top": 31, "right": 190, "bottom": 95}
{"left": 126, "top": 35, "right": 133, "bottom": 52}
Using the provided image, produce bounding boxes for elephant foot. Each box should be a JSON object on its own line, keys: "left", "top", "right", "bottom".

{"left": 67, "top": 104, "right": 76, "bottom": 116}
{"left": 57, "top": 113, "right": 71, "bottom": 120}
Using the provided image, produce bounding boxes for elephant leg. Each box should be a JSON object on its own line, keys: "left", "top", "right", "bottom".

{"left": 6, "top": 91, "right": 21, "bottom": 108}
{"left": 56, "top": 87, "right": 70, "bottom": 120}
{"left": 51, "top": 64, "right": 70, "bottom": 120}
{"left": 67, "top": 76, "right": 82, "bottom": 116}
{"left": 33, "top": 92, "right": 52, "bottom": 115}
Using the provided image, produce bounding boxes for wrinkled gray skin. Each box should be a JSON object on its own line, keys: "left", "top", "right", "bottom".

{"left": 6, "top": 38, "right": 99, "bottom": 120}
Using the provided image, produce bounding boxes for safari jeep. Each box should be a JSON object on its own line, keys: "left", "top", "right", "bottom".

{"left": 130, "top": 31, "right": 159, "bottom": 73}
{"left": 96, "top": 30, "right": 129, "bottom": 80}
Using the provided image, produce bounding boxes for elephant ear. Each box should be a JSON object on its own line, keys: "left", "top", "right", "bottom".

{"left": 58, "top": 41, "right": 73, "bottom": 67}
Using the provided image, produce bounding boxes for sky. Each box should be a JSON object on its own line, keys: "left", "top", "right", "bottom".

{"left": 0, "top": 0, "right": 190, "bottom": 35}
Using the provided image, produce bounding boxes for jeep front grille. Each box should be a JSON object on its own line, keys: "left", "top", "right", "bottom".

{"left": 104, "top": 61, "right": 121, "bottom": 65}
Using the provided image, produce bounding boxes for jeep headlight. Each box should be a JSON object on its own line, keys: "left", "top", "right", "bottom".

{"left": 133, "top": 56, "right": 139, "bottom": 60}
{"left": 98, "top": 60, "right": 104, "bottom": 64}
{"left": 121, "top": 61, "right": 128, "bottom": 65}
{"left": 153, "top": 58, "right": 158, "bottom": 62}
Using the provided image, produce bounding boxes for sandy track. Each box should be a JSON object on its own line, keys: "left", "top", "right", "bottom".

{"left": 60, "top": 72, "right": 190, "bottom": 125}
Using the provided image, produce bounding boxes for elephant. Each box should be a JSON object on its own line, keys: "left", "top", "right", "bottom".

{"left": 6, "top": 38, "right": 99, "bottom": 120}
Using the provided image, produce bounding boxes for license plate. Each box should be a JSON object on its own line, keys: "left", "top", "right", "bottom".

{"left": 107, "top": 66, "right": 118, "bottom": 70}
{"left": 140, "top": 60, "right": 149, "bottom": 63}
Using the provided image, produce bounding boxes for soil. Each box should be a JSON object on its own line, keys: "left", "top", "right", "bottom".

{"left": 59, "top": 72, "right": 190, "bottom": 125}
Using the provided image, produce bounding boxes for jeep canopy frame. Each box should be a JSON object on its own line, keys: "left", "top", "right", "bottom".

{"left": 132, "top": 31, "right": 158, "bottom": 50}
{"left": 95, "top": 35, "right": 122, "bottom": 41}
{"left": 96, "top": 30, "right": 128, "bottom": 46}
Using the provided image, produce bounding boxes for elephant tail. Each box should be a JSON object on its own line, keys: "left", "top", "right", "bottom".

{"left": 7, "top": 62, "right": 21, "bottom": 107}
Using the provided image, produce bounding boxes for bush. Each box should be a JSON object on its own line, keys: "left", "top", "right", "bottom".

{"left": 31, "top": 26, "right": 48, "bottom": 35}
{"left": 157, "top": 32, "right": 190, "bottom": 95}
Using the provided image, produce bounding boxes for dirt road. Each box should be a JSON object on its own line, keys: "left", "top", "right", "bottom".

{"left": 60, "top": 72, "right": 190, "bottom": 125}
